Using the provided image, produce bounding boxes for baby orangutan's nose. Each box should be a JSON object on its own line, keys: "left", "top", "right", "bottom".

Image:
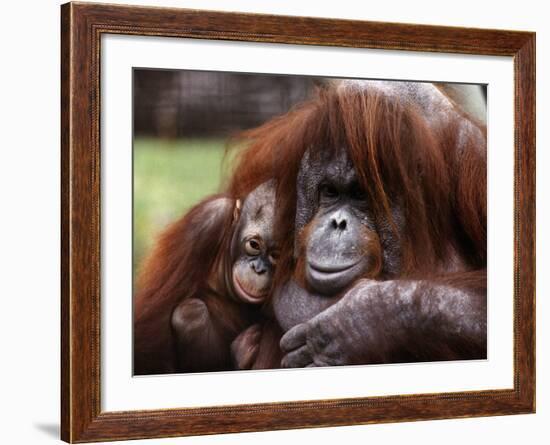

{"left": 251, "top": 260, "right": 267, "bottom": 275}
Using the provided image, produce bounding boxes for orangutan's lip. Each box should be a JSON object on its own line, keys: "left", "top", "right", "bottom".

{"left": 233, "top": 276, "right": 267, "bottom": 304}
{"left": 308, "top": 260, "right": 360, "bottom": 274}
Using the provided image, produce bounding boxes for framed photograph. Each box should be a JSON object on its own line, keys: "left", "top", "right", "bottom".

{"left": 61, "top": 2, "right": 535, "bottom": 442}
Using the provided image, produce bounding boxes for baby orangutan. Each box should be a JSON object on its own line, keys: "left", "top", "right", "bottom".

{"left": 171, "top": 181, "right": 280, "bottom": 372}
{"left": 134, "top": 181, "right": 280, "bottom": 374}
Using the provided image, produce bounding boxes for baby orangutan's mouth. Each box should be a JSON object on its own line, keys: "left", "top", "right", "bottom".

{"left": 233, "top": 275, "right": 267, "bottom": 304}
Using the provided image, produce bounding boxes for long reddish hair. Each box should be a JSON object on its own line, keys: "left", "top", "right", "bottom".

{"left": 134, "top": 194, "right": 236, "bottom": 374}
{"left": 225, "top": 82, "right": 486, "bottom": 286}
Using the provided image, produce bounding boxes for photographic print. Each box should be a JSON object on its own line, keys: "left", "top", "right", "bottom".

{"left": 62, "top": 4, "right": 535, "bottom": 441}
{"left": 132, "top": 70, "right": 488, "bottom": 375}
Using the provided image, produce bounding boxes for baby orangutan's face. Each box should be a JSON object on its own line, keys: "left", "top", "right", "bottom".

{"left": 231, "top": 182, "right": 277, "bottom": 304}
{"left": 232, "top": 235, "right": 278, "bottom": 303}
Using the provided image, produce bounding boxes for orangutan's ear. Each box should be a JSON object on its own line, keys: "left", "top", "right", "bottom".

{"left": 233, "top": 199, "right": 242, "bottom": 223}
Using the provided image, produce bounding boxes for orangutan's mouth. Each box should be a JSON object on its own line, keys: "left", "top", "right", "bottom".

{"left": 308, "top": 260, "right": 360, "bottom": 274}
{"left": 233, "top": 276, "right": 267, "bottom": 304}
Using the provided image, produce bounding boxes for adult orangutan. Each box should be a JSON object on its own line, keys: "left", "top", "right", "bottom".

{"left": 229, "top": 80, "right": 487, "bottom": 368}
{"left": 133, "top": 181, "right": 281, "bottom": 375}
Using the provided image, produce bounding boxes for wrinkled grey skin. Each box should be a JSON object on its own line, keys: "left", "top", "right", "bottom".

{"left": 279, "top": 279, "right": 486, "bottom": 367}
{"left": 273, "top": 81, "right": 487, "bottom": 367}
{"left": 274, "top": 280, "right": 340, "bottom": 332}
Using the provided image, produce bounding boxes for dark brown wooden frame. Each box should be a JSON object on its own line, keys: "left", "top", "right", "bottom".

{"left": 61, "top": 1, "right": 536, "bottom": 442}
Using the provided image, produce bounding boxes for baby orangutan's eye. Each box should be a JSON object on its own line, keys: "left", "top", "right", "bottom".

{"left": 245, "top": 238, "right": 262, "bottom": 256}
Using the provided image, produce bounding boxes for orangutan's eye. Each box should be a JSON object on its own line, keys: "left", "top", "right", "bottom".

{"left": 245, "top": 238, "right": 262, "bottom": 256}
{"left": 320, "top": 183, "right": 339, "bottom": 199}
{"left": 350, "top": 182, "right": 367, "bottom": 200}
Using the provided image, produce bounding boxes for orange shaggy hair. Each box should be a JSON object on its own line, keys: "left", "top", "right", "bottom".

{"left": 225, "top": 82, "right": 486, "bottom": 289}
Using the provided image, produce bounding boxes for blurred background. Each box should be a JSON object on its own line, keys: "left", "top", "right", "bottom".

{"left": 133, "top": 69, "right": 321, "bottom": 271}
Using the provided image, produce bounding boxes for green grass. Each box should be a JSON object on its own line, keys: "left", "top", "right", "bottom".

{"left": 133, "top": 137, "right": 228, "bottom": 272}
